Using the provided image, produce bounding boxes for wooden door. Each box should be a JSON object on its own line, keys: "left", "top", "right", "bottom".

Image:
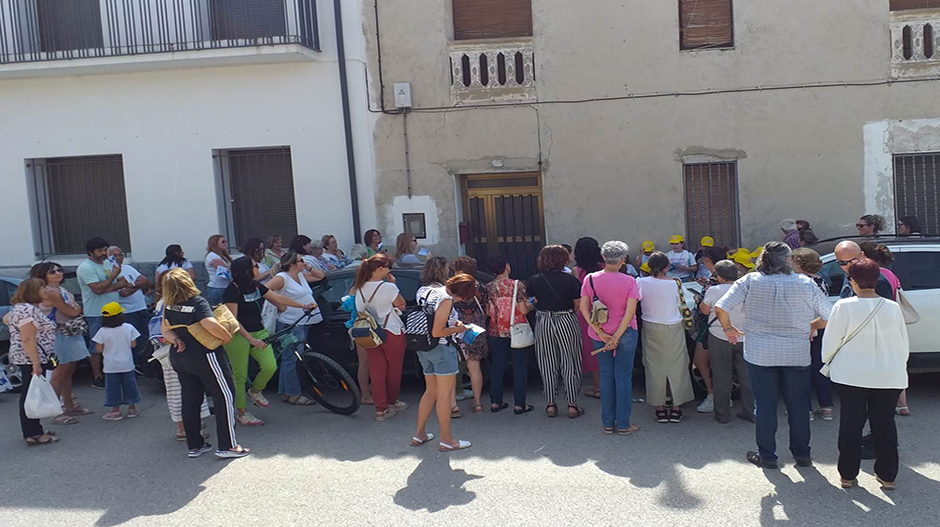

{"left": 462, "top": 173, "right": 545, "bottom": 280}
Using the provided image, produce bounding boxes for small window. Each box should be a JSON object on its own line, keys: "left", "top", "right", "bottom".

{"left": 403, "top": 213, "right": 427, "bottom": 239}
{"left": 215, "top": 147, "right": 298, "bottom": 248}
{"left": 893, "top": 252, "right": 940, "bottom": 290}
{"left": 894, "top": 153, "right": 939, "bottom": 235}
{"left": 679, "top": 0, "right": 734, "bottom": 50}
{"left": 210, "top": 0, "right": 287, "bottom": 40}
{"left": 683, "top": 162, "right": 740, "bottom": 249}
{"left": 27, "top": 154, "right": 131, "bottom": 255}
{"left": 453, "top": 0, "right": 533, "bottom": 41}
{"left": 890, "top": 0, "right": 940, "bottom": 11}
{"left": 37, "top": 0, "right": 104, "bottom": 53}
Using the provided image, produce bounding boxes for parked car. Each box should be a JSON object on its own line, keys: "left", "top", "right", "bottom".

{"left": 0, "top": 276, "right": 24, "bottom": 392}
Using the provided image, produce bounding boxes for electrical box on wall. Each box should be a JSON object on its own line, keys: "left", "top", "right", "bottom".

{"left": 394, "top": 83, "right": 412, "bottom": 108}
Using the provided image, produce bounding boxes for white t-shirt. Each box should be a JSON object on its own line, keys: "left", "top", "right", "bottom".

{"left": 93, "top": 323, "right": 141, "bottom": 374}
{"left": 205, "top": 253, "right": 232, "bottom": 289}
{"left": 666, "top": 250, "right": 696, "bottom": 280}
{"left": 354, "top": 281, "right": 404, "bottom": 335}
{"left": 155, "top": 260, "right": 194, "bottom": 275}
{"left": 117, "top": 264, "right": 148, "bottom": 313}
{"left": 702, "top": 283, "right": 744, "bottom": 343}
{"left": 636, "top": 277, "right": 682, "bottom": 324}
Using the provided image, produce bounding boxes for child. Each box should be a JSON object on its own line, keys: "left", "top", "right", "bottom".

{"left": 699, "top": 260, "right": 754, "bottom": 424}
{"left": 93, "top": 302, "right": 142, "bottom": 421}
{"left": 636, "top": 240, "right": 655, "bottom": 275}
{"left": 666, "top": 235, "right": 697, "bottom": 282}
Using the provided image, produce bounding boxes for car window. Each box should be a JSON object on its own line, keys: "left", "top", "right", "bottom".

{"left": 0, "top": 280, "right": 15, "bottom": 306}
{"left": 820, "top": 260, "right": 845, "bottom": 296}
{"left": 320, "top": 275, "right": 355, "bottom": 310}
{"left": 395, "top": 276, "right": 421, "bottom": 306}
{"left": 892, "top": 252, "right": 940, "bottom": 290}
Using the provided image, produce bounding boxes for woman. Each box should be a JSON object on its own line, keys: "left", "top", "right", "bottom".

{"left": 240, "top": 238, "right": 275, "bottom": 285}
{"left": 799, "top": 230, "right": 819, "bottom": 247}
{"left": 395, "top": 233, "right": 423, "bottom": 265}
{"left": 579, "top": 241, "right": 640, "bottom": 435}
{"left": 637, "top": 252, "right": 695, "bottom": 423}
{"left": 5, "top": 279, "right": 59, "bottom": 446}
{"left": 364, "top": 229, "right": 384, "bottom": 257}
{"left": 897, "top": 216, "right": 922, "bottom": 236}
{"left": 33, "top": 262, "right": 93, "bottom": 424}
{"left": 262, "top": 236, "right": 285, "bottom": 272}
{"left": 571, "top": 237, "right": 604, "bottom": 400}
{"left": 289, "top": 235, "right": 328, "bottom": 285}
{"left": 450, "top": 256, "right": 488, "bottom": 414}
{"left": 791, "top": 248, "right": 833, "bottom": 421}
{"left": 485, "top": 254, "right": 533, "bottom": 414}
{"left": 155, "top": 245, "right": 196, "bottom": 299}
{"left": 205, "top": 235, "right": 233, "bottom": 306}
{"left": 822, "top": 258, "right": 909, "bottom": 490}
{"left": 666, "top": 235, "right": 697, "bottom": 282}
{"left": 856, "top": 214, "right": 887, "bottom": 236}
{"left": 411, "top": 264, "right": 471, "bottom": 451}
{"left": 351, "top": 254, "right": 408, "bottom": 421}
{"left": 322, "top": 234, "right": 352, "bottom": 269}
{"left": 161, "top": 269, "right": 249, "bottom": 458}
{"left": 223, "top": 256, "right": 316, "bottom": 426}
{"left": 265, "top": 251, "right": 322, "bottom": 407}
{"left": 526, "top": 245, "right": 585, "bottom": 419}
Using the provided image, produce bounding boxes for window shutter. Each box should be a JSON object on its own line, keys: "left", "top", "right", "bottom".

{"left": 37, "top": 0, "right": 103, "bottom": 53}
{"left": 890, "top": 0, "right": 940, "bottom": 11}
{"left": 226, "top": 148, "right": 298, "bottom": 246}
{"left": 679, "top": 0, "right": 734, "bottom": 50}
{"left": 211, "top": 0, "right": 287, "bottom": 40}
{"left": 684, "top": 162, "right": 740, "bottom": 249}
{"left": 894, "top": 153, "right": 939, "bottom": 235}
{"left": 453, "top": 0, "right": 533, "bottom": 41}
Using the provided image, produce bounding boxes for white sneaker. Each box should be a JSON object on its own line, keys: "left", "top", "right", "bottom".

{"left": 247, "top": 389, "right": 269, "bottom": 409}
{"left": 237, "top": 412, "right": 264, "bottom": 426}
{"left": 809, "top": 410, "right": 815, "bottom": 422}
{"left": 697, "top": 394, "right": 715, "bottom": 413}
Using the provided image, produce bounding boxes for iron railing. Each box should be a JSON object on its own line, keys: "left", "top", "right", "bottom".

{"left": 0, "top": 0, "right": 319, "bottom": 65}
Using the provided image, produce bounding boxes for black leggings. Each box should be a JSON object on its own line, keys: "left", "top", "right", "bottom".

{"left": 18, "top": 363, "right": 54, "bottom": 439}
{"left": 170, "top": 350, "right": 238, "bottom": 452}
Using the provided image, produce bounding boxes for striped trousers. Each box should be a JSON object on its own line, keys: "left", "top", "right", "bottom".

{"left": 535, "top": 310, "right": 583, "bottom": 405}
{"left": 158, "top": 353, "right": 210, "bottom": 423}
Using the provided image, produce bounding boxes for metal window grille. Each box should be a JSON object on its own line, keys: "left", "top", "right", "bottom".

{"left": 29, "top": 154, "right": 131, "bottom": 255}
{"left": 211, "top": 0, "right": 286, "bottom": 41}
{"left": 217, "top": 147, "right": 298, "bottom": 248}
{"left": 894, "top": 152, "right": 939, "bottom": 234}
{"left": 683, "top": 162, "right": 740, "bottom": 248}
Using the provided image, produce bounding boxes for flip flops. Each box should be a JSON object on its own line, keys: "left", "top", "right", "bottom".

{"left": 410, "top": 433, "right": 435, "bottom": 447}
{"left": 439, "top": 440, "right": 472, "bottom": 452}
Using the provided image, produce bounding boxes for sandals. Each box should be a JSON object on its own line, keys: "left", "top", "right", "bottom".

{"left": 491, "top": 402, "right": 509, "bottom": 413}
{"left": 176, "top": 429, "right": 211, "bottom": 441}
{"left": 584, "top": 389, "right": 601, "bottom": 399}
{"left": 896, "top": 406, "right": 911, "bottom": 416}
{"left": 470, "top": 404, "right": 484, "bottom": 415}
{"left": 375, "top": 408, "right": 397, "bottom": 421}
{"left": 655, "top": 409, "right": 669, "bottom": 423}
{"left": 546, "top": 404, "right": 558, "bottom": 418}
{"left": 285, "top": 395, "right": 317, "bottom": 406}
{"left": 439, "top": 440, "right": 472, "bottom": 452}
{"left": 102, "top": 411, "right": 124, "bottom": 421}
{"left": 25, "top": 434, "right": 58, "bottom": 447}
{"left": 127, "top": 408, "right": 139, "bottom": 419}
{"left": 568, "top": 405, "right": 585, "bottom": 419}
{"left": 450, "top": 406, "right": 462, "bottom": 419}
{"left": 618, "top": 424, "right": 640, "bottom": 435}
{"left": 668, "top": 408, "right": 683, "bottom": 423}
{"left": 876, "top": 476, "right": 896, "bottom": 490}
{"left": 62, "top": 406, "right": 94, "bottom": 417}
{"left": 51, "top": 414, "right": 79, "bottom": 425}
{"left": 514, "top": 405, "right": 535, "bottom": 415}
{"left": 840, "top": 478, "right": 856, "bottom": 489}
{"left": 604, "top": 427, "right": 614, "bottom": 434}
{"left": 410, "top": 432, "right": 435, "bottom": 447}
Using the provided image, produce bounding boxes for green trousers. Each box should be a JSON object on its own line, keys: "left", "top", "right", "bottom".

{"left": 223, "top": 329, "right": 277, "bottom": 410}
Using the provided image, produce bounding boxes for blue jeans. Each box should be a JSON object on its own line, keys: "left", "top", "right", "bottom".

{"left": 124, "top": 310, "right": 151, "bottom": 361}
{"left": 206, "top": 287, "right": 226, "bottom": 306}
{"left": 488, "top": 336, "right": 529, "bottom": 407}
{"left": 276, "top": 321, "right": 308, "bottom": 397}
{"left": 591, "top": 328, "right": 638, "bottom": 429}
{"left": 104, "top": 371, "right": 141, "bottom": 407}
{"left": 85, "top": 316, "right": 103, "bottom": 354}
{"left": 747, "top": 363, "right": 812, "bottom": 463}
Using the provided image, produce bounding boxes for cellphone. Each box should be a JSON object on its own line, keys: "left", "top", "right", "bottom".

{"left": 418, "top": 248, "right": 429, "bottom": 256}
{"left": 528, "top": 297, "right": 536, "bottom": 304}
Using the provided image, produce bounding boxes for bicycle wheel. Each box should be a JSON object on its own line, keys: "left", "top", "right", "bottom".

{"left": 297, "top": 350, "right": 361, "bottom": 415}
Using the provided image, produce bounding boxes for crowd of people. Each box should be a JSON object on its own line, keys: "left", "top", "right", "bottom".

{"left": 4, "top": 218, "right": 918, "bottom": 489}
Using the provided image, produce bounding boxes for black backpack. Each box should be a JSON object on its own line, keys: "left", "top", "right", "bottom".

{"left": 404, "top": 290, "right": 438, "bottom": 351}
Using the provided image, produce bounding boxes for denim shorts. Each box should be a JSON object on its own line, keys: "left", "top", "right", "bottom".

{"left": 55, "top": 332, "right": 90, "bottom": 364}
{"left": 416, "top": 343, "right": 459, "bottom": 376}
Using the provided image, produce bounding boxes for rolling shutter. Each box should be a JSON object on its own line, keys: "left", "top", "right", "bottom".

{"left": 453, "top": 0, "right": 533, "bottom": 41}
{"left": 211, "top": 0, "right": 287, "bottom": 40}
{"left": 225, "top": 147, "right": 298, "bottom": 246}
{"left": 679, "top": 0, "right": 734, "bottom": 50}
{"left": 684, "top": 162, "right": 740, "bottom": 249}
{"left": 890, "top": 0, "right": 940, "bottom": 11}
{"left": 894, "top": 153, "right": 939, "bottom": 234}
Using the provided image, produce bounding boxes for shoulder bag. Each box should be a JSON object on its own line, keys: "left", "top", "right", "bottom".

{"left": 674, "top": 279, "right": 695, "bottom": 333}
{"left": 820, "top": 299, "right": 885, "bottom": 377}
{"left": 167, "top": 303, "right": 240, "bottom": 351}
{"left": 510, "top": 280, "right": 535, "bottom": 348}
{"left": 896, "top": 287, "right": 921, "bottom": 325}
{"left": 54, "top": 290, "right": 87, "bottom": 337}
{"left": 588, "top": 274, "right": 609, "bottom": 325}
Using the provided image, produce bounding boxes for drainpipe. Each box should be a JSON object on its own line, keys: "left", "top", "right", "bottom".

{"left": 334, "top": 0, "right": 362, "bottom": 243}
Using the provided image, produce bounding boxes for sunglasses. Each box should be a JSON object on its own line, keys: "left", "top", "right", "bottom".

{"left": 855, "top": 223, "right": 869, "bottom": 229}
{"left": 47, "top": 268, "right": 63, "bottom": 275}
{"left": 836, "top": 257, "right": 859, "bottom": 266}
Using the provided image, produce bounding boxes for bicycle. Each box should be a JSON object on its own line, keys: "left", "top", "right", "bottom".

{"left": 263, "top": 310, "right": 361, "bottom": 415}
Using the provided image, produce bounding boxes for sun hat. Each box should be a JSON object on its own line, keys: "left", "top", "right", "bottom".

{"left": 669, "top": 234, "right": 685, "bottom": 245}
{"left": 641, "top": 240, "right": 655, "bottom": 252}
{"left": 101, "top": 302, "right": 125, "bottom": 317}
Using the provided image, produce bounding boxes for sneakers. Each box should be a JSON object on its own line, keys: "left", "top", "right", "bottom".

{"left": 795, "top": 457, "right": 813, "bottom": 468}
{"left": 236, "top": 412, "right": 264, "bottom": 426}
{"left": 215, "top": 447, "right": 251, "bottom": 459}
{"left": 92, "top": 377, "right": 106, "bottom": 390}
{"left": 696, "top": 394, "right": 714, "bottom": 413}
{"left": 809, "top": 410, "right": 815, "bottom": 422}
{"left": 188, "top": 444, "right": 213, "bottom": 458}
{"left": 455, "top": 389, "right": 474, "bottom": 401}
{"left": 817, "top": 407, "right": 834, "bottom": 421}
{"left": 247, "top": 389, "right": 270, "bottom": 409}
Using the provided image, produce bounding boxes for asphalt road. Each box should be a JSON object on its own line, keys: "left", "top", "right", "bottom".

{"left": 2, "top": 371, "right": 939, "bottom": 527}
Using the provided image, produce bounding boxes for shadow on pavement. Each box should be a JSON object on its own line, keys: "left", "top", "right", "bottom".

{"left": 393, "top": 453, "right": 483, "bottom": 512}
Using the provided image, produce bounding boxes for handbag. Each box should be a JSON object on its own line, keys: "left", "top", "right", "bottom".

{"left": 588, "top": 275, "right": 609, "bottom": 325}
{"left": 674, "top": 279, "right": 695, "bottom": 333}
{"left": 820, "top": 299, "right": 884, "bottom": 377}
{"left": 510, "top": 280, "right": 535, "bottom": 348}
{"left": 57, "top": 316, "right": 88, "bottom": 337}
{"left": 896, "top": 287, "right": 921, "bottom": 325}
{"left": 168, "top": 303, "right": 240, "bottom": 350}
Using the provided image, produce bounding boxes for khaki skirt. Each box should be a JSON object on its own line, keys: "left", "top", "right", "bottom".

{"left": 641, "top": 321, "right": 694, "bottom": 407}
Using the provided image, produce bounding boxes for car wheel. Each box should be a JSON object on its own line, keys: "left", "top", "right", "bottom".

{"left": 1, "top": 351, "right": 23, "bottom": 394}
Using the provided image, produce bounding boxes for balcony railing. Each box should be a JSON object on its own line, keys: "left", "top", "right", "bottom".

{"left": 448, "top": 38, "right": 536, "bottom": 103}
{"left": 891, "top": 11, "right": 940, "bottom": 77}
{"left": 0, "top": 0, "right": 319, "bottom": 65}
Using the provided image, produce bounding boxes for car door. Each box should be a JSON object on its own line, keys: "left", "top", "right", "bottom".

{"left": 0, "top": 278, "right": 21, "bottom": 342}
{"left": 888, "top": 246, "right": 940, "bottom": 356}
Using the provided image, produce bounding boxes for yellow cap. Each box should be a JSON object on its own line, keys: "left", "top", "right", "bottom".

{"left": 732, "top": 251, "right": 755, "bottom": 269}
{"left": 669, "top": 235, "right": 685, "bottom": 245}
{"left": 700, "top": 236, "right": 715, "bottom": 248}
{"left": 640, "top": 262, "right": 651, "bottom": 273}
{"left": 750, "top": 247, "right": 764, "bottom": 259}
{"left": 101, "top": 302, "right": 124, "bottom": 317}
{"left": 641, "top": 240, "right": 655, "bottom": 252}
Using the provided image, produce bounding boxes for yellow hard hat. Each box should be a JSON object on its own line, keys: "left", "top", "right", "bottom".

{"left": 101, "top": 302, "right": 125, "bottom": 317}
{"left": 700, "top": 236, "right": 715, "bottom": 248}
{"left": 641, "top": 240, "right": 655, "bottom": 252}
{"left": 669, "top": 234, "right": 685, "bottom": 245}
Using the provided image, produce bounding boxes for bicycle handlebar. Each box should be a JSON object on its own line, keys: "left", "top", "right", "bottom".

{"left": 262, "top": 308, "right": 318, "bottom": 345}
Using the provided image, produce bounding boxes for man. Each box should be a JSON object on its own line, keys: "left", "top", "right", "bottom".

{"left": 796, "top": 220, "right": 811, "bottom": 233}
{"left": 77, "top": 237, "right": 129, "bottom": 388}
{"left": 715, "top": 242, "right": 832, "bottom": 469}
{"left": 781, "top": 219, "right": 800, "bottom": 249}
{"left": 109, "top": 246, "right": 152, "bottom": 361}
{"left": 834, "top": 241, "right": 893, "bottom": 300}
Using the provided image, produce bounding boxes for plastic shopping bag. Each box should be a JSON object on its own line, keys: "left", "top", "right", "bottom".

{"left": 261, "top": 301, "right": 278, "bottom": 336}
{"left": 24, "top": 372, "right": 63, "bottom": 419}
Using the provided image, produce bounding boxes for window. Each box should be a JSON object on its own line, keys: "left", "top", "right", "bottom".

{"left": 37, "top": 0, "right": 103, "bottom": 53}
{"left": 216, "top": 147, "right": 298, "bottom": 248}
{"left": 683, "top": 162, "right": 740, "bottom": 249}
{"left": 0, "top": 279, "right": 18, "bottom": 307}
{"left": 453, "top": 0, "right": 533, "bottom": 40}
{"left": 27, "top": 155, "right": 131, "bottom": 255}
{"left": 893, "top": 252, "right": 940, "bottom": 290}
{"left": 211, "top": 0, "right": 288, "bottom": 40}
{"left": 679, "top": 0, "right": 734, "bottom": 50}
{"left": 894, "top": 152, "right": 939, "bottom": 234}
{"left": 891, "top": 0, "right": 940, "bottom": 11}
{"left": 403, "top": 213, "right": 427, "bottom": 239}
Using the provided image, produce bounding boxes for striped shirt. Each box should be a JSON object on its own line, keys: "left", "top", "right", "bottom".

{"left": 714, "top": 272, "right": 832, "bottom": 367}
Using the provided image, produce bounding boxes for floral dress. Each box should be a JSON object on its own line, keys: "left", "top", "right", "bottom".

{"left": 453, "top": 282, "right": 489, "bottom": 360}
{"left": 8, "top": 303, "right": 57, "bottom": 365}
